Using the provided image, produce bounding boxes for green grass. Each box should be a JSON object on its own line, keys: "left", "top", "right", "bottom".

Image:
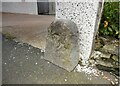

{"left": 99, "top": 2, "right": 119, "bottom": 39}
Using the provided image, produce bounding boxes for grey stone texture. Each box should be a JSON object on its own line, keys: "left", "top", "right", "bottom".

{"left": 90, "top": 36, "right": 119, "bottom": 76}
{"left": 44, "top": 19, "right": 79, "bottom": 72}
{"left": 56, "top": 0, "right": 104, "bottom": 64}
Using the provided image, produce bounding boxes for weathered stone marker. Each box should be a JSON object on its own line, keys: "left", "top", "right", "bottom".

{"left": 44, "top": 19, "right": 79, "bottom": 72}
{"left": 44, "top": 0, "right": 104, "bottom": 71}
{"left": 56, "top": 0, "right": 104, "bottom": 65}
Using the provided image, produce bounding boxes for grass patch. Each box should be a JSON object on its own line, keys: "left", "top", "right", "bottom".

{"left": 99, "top": 2, "right": 119, "bottom": 39}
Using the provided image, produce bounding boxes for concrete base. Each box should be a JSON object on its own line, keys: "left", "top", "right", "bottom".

{"left": 1, "top": 13, "right": 55, "bottom": 50}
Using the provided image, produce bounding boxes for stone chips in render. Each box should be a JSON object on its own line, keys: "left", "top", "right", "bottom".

{"left": 44, "top": 19, "right": 79, "bottom": 72}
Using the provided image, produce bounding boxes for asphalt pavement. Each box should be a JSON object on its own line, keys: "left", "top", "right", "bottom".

{"left": 2, "top": 35, "right": 113, "bottom": 84}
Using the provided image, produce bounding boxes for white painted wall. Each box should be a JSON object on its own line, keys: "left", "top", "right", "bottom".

{"left": 1, "top": 0, "right": 21, "bottom": 2}
{"left": 2, "top": 1, "right": 38, "bottom": 15}
{"left": 0, "top": 2, "right": 2, "bottom": 12}
{"left": 0, "top": 2, "right": 2, "bottom": 86}
{"left": 1, "top": 0, "right": 37, "bottom": 2}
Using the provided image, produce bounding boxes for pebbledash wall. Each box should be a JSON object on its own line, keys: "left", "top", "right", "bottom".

{"left": 56, "top": 0, "right": 104, "bottom": 64}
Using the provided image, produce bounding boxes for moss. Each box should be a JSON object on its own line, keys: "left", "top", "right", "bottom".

{"left": 64, "top": 42, "right": 71, "bottom": 49}
{"left": 3, "top": 32, "right": 16, "bottom": 40}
